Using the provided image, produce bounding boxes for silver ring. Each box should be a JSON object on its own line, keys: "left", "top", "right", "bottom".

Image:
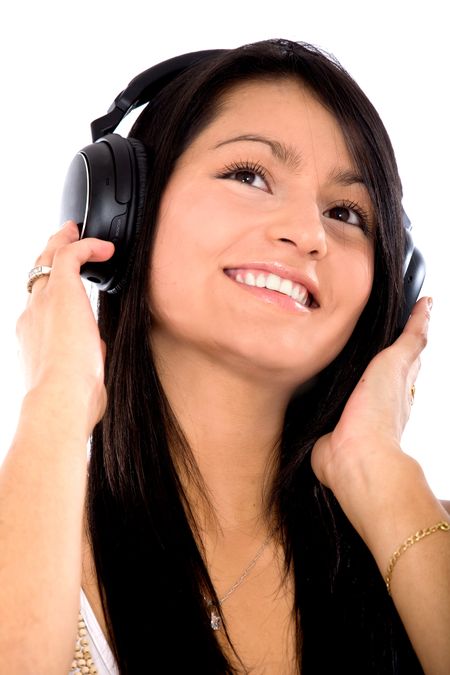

{"left": 27, "top": 265, "right": 53, "bottom": 293}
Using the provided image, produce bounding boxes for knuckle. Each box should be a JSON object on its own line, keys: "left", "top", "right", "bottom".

{"left": 391, "top": 349, "right": 410, "bottom": 377}
{"left": 52, "top": 242, "right": 74, "bottom": 263}
{"left": 416, "top": 329, "right": 428, "bottom": 350}
{"left": 34, "top": 252, "right": 49, "bottom": 267}
{"left": 399, "top": 356, "right": 410, "bottom": 378}
{"left": 34, "top": 227, "right": 79, "bottom": 266}
{"left": 48, "top": 231, "right": 60, "bottom": 244}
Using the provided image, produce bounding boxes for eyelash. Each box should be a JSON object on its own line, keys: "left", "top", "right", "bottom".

{"left": 326, "top": 200, "right": 372, "bottom": 233}
{"left": 216, "top": 161, "right": 372, "bottom": 233}
{"left": 216, "top": 160, "right": 269, "bottom": 186}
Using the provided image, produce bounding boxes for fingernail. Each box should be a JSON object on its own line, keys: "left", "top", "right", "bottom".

{"left": 427, "top": 297, "right": 433, "bottom": 310}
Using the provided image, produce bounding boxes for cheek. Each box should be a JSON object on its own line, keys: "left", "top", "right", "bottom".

{"left": 333, "top": 245, "right": 374, "bottom": 324}
{"left": 155, "top": 180, "right": 232, "bottom": 260}
{"left": 350, "top": 255, "right": 373, "bottom": 302}
{"left": 148, "top": 186, "right": 226, "bottom": 324}
{"left": 357, "top": 246, "right": 374, "bottom": 298}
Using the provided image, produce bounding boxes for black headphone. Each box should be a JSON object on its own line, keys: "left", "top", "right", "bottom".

{"left": 60, "top": 49, "right": 425, "bottom": 329}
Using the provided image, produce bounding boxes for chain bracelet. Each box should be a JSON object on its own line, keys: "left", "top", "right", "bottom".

{"left": 385, "top": 521, "right": 450, "bottom": 595}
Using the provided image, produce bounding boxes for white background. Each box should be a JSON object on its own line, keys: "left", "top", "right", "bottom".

{"left": 1, "top": 1, "right": 448, "bottom": 497}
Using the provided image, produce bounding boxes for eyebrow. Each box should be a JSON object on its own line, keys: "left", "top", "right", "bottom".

{"left": 328, "top": 167, "right": 367, "bottom": 188}
{"left": 213, "top": 134, "right": 303, "bottom": 171}
{"left": 213, "top": 134, "right": 368, "bottom": 188}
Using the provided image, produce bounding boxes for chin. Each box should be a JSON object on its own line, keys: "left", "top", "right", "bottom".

{"left": 216, "top": 340, "right": 328, "bottom": 387}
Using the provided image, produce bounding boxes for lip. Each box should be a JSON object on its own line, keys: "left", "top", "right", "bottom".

{"left": 223, "top": 261, "right": 320, "bottom": 306}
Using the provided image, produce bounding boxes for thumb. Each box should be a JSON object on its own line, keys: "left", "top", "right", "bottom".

{"left": 310, "top": 433, "right": 333, "bottom": 487}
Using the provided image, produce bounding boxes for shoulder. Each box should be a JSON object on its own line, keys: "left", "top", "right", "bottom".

{"left": 440, "top": 500, "right": 450, "bottom": 516}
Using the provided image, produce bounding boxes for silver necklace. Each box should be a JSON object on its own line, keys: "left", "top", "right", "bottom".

{"left": 204, "top": 533, "right": 272, "bottom": 630}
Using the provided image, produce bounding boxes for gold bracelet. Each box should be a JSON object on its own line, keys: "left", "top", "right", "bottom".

{"left": 385, "top": 520, "right": 450, "bottom": 595}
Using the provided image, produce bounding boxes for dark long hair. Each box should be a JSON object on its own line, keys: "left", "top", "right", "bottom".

{"left": 88, "top": 39, "right": 423, "bottom": 673}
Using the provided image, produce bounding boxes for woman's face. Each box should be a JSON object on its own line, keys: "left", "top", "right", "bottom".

{"left": 149, "top": 78, "right": 375, "bottom": 390}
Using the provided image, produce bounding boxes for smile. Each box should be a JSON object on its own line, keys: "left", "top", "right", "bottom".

{"left": 224, "top": 268, "right": 318, "bottom": 311}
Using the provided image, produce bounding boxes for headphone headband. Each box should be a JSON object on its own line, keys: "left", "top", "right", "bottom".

{"left": 90, "top": 49, "right": 226, "bottom": 141}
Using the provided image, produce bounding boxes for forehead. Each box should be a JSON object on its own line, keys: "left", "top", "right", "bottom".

{"left": 184, "top": 77, "right": 354, "bottom": 169}
{"left": 218, "top": 76, "right": 327, "bottom": 118}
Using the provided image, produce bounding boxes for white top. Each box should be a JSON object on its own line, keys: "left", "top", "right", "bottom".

{"left": 69, "top": 590, "right": 119, "bottom": 675}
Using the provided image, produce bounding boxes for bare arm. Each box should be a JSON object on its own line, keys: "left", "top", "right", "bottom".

{"left": 0, "top": 389, "right": 90, "bottom": 673}
{"left": 0, "top": 223, "right": 114, "bottom": 674}
{"left": 330, "top": 448, "right": 449, "bottom": 675}
{"left": 312, "top": 298, "right": 450, "bottom": 675}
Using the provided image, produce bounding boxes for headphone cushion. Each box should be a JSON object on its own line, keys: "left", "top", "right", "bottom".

{"left": 109, "top": 137, "right": 149, "bottom": 293}
{"left": 128, "top": 137, "right": 149, "bottom": 237}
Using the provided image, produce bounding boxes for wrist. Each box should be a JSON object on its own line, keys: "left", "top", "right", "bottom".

{"left": 19, "top": 383, "right": 96, "bottom": 447}
{"left": 330, "top": 441, "right": 448, "bottom": 569}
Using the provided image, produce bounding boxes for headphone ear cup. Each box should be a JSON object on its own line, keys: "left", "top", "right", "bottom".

{"left": 63, "top": 134, "right": 149, "bottom": 293}
{"left": 399, "top": 229, "right": 426, "bottom": 332}
{"left": 106, "top": 137, "right": 149, "bottom": 293}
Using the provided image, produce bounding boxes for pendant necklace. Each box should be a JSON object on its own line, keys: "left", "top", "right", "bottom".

{"left": 204, "top": 532, "right": 272, "bottom": 631}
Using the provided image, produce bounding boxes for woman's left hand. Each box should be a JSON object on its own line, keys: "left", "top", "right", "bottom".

{"left": 311, "top": 296, "right": 450, "bottom": 675}
{"left": 311, "top": 296, "right": 433, "bottom": 541}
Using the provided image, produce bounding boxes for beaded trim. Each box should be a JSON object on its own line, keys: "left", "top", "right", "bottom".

{"left": 69, "top": 612, "right": 98, "bottom": 674}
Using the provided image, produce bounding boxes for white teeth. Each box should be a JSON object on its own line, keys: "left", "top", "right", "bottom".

{"left": 291, "top": 283, "right": 308, "bottom": 304}
{"left": 255, "top": 273, "right": 266, "bottom": 288}
{"left": 230, "top": 269, "right": 311, "bottom": 306}
{"left": 244, "top": 271, "right": 256, "bottom": 286}
{"left": 291, "top": 284, "right": 301, "bottom": 300}
{"left": 279, "top": 278, "right": 293, "bottom": 296}
{"left": 266, "top": 273, "right": 281, "bottom": 292}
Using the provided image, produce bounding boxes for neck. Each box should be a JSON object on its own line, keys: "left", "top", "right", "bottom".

{"left": 152, "top": 336, "right": 293, "bottom": 539}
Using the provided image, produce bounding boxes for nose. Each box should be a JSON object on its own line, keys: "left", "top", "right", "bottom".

{"left": 265, "top": 199, "right": 327, "bottom": 259}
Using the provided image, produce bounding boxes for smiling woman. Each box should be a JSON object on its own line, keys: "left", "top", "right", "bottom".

{"left": 150, "top": 79, "right": 374, "bottom": 387}
{"left": 1, "top": 39, "right": 449, "bottom": 675}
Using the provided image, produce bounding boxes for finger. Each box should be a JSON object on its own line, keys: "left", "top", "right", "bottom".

{"left": 47, "top": 237, "right": 115, "bottom": 288}
{"left": 27, "top": 221, "right": 82, "bottom": 297}
{"left": 27, "top": 267, "right": 53, "bottom": 295}
{"left": 28, "top": 221, "right": 114, "bottom": 296}
{"left": 34, "top": 220, "right": 81, "bottom": 267}
{"left": 27, "top": 239, "right": 114, "bottom": 303}
{"left": 310, "top": 433, "right": 333, "bottom": 487}
{"left": 393, "top": 296, "right": 432, "bottom": 361}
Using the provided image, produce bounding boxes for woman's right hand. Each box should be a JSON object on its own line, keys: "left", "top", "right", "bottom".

{"left": 16, "top": 220, "right": 115, "bottom": 437}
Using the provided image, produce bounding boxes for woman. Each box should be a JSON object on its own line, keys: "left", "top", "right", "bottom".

{"left": 1, "top": 39, "right": 449, "bottom": 674}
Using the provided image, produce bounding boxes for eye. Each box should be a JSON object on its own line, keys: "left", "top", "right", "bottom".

{"left": 324, "top": 201, "right": 370, "bottom": 232}
{"left": 232, "top": 170, "right": 267, "bottom": 189}
{"left": 217, "top": 161, "right": 270, "bottom": 192}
